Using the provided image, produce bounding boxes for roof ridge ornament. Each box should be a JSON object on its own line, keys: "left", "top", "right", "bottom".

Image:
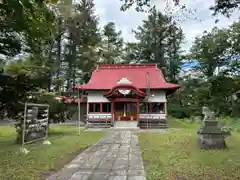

{"left": 117, "top": 77, "right": 132, "bottom": 84}
{"left": 117, "top": 77, "right": 132, "bottom": 95}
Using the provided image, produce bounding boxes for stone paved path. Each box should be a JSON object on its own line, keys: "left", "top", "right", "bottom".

{"left": 47, "top": 130, "right": 146, "bottom": 180}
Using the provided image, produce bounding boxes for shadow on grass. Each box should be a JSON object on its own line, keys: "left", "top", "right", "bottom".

{"left": 48, "top": 130, "right": 73, "bottom": 137}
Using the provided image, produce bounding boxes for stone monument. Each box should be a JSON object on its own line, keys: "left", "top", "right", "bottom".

{"left": 197, "top": 106, "right": 230, "bottom": 149}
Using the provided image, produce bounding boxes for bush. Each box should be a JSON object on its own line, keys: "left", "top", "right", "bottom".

{"left": 218, "top": 116, "right": 240, "bottom": 132}
{"left": 30, "top": 92, "right": 77, "bottom": 123}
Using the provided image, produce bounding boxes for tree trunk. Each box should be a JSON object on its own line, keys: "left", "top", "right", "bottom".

{"left": 56, "top": 17, "right": 62, "bottom": 92}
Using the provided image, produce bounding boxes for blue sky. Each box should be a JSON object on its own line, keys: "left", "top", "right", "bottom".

{"left": 94, "top": 0, "right": 239, "bottom": 53}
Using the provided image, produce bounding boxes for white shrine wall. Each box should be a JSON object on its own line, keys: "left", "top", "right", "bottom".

{"left": 87, "top": 91, "right": 109, "bottom": 102}
{"left": 146, "top": 90, "right": 166, "bottom": 102}
{"left": 86, "top": 90, "right": 167, "bottom": 120}
{"left": 140, "top": 90, "right": 167, "bottom": 120}
{"left": 87, "top": 91, "right": 111, "bottom": 120}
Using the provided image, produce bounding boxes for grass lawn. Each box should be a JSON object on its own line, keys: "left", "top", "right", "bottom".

{"left": 0, "top": 125, "right": 105, "bottom": 180}
{"left": 139, "top": 120, "right": 240, "bottom": 180}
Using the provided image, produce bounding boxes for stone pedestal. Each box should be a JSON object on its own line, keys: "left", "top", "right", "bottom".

{"left": 197, "top": 120, "right": 230, "bottom": 149}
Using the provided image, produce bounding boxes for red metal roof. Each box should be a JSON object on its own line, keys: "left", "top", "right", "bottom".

{"left": 75, "top": 64, "right": 179, "bottom": 90}
{"left": 54, "top": 96, "right": 87, "bottom": 103}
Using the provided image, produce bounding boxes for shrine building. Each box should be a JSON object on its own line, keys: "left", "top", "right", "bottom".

{"left": 75, "top": 64, "right": 179, "bottom": 128}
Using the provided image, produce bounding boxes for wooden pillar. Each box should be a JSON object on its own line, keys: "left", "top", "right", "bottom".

{"left": 137, "top": 101, "right": 139, "bottom": 120}
{"left": 136, "top": 100, "right": 140, "bottom": 127}
{"left": 86, "top": 102, "right": 89, "bottom": 123}
{"left": 111, "top": 102, "right": 114, "bottom": 126}
{"left": 164, "top": 102, "right": 167, "bottom": 117}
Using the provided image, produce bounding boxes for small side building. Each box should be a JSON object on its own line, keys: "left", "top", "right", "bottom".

{"left": 75, "top": 64, "right": 179, "bottom": 128}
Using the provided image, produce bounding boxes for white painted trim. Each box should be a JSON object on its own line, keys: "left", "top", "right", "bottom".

{"left": 139, "top": 113, "right": 166, "bottom": 119}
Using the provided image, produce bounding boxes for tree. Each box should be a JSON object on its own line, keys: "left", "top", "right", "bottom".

{"left": 127, "top": 8, "right": 184, "bottom": 82}
{"left": 122, "top": 42, "right": 141, "bottom": 63}
{"left": 190, "top": 27, "right": 231, "bottom": 77}
{"left": 99, "top": 22, "right": 124, "bottom": 64}
{"left": 169, "top": 22, "right": 240, "bottom": 118}
{"left": 120, "top": 0, "right": 240, "bottom": 17}
{"left": 0, "top": 0, "right": 57, "bottom": 57}
{"left": 62, "top": 0, "right": 101, "bottom": 90}
{"left": 165, "top": 22, "right": 184, "bottom": 83}
{"left": 133, "top": 7, "right": 171, "bottom": 66}
{"left": 227, "top": 20, "right": 240, "bottom": 76}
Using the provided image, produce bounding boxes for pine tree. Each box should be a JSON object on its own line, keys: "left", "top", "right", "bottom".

{"left": 63, "top": 0, "right": 101, "bottom": 90}
{"left": 99, "top": 22, "right": 124, "bottom": 64}
{"left": 133, "top": 7, "right": 171, "bottom": 67}
{"left": 165, "top": 22, "right": 184, "bottom": 83}
{"left": 129, "top": 7, "right": 184, "bottom": 81}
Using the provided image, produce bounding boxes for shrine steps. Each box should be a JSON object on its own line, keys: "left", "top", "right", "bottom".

{"left": 114, "top": 120, "right": 139, "bottom": 129}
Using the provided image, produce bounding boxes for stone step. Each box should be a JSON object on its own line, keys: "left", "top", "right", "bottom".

{"left": 114, "top": 120, "right": 138, "bottom": 128}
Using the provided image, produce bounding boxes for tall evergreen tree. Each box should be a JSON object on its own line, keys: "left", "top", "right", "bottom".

{"left": 165, "top": 22, "right": 184, "bottom": 83}
{"left": 63, "top": 0, "right": 101, "bottom": 90}
{"left": 99, "top": 22, "right": 124, "bottom": 64}
{"left": 133, "top": 7, "right": 171, "bottom": 67}
{"left": 128, "top": 7, "right": 184, "bottom": 82}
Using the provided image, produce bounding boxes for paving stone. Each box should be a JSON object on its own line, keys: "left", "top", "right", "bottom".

{"left": 75, "top": 168, "right": 93, "bottom": 175}
{"left": 127, "top": 176, "right": 146, "bottom": 180}
{"left": 90, "top": 174, "right": 109, "bottom": 180}
{"left": 109, "top": 170, "right": 127, "bottom": 176}
{"left": 68, "top": 172, "right": 91, "bottom": 180}
{"left": 108, "top": 176, "right": 127, "bottom": 180}
{"left": 93, "top": 168, "right": 111, "bottom": 174}
{"left": 46, "top": 131, "right": 146, "bottom": 180}
{"left": 127, "top": 170, "right": 145, "bottom": 176}
{"left": 65, "top": 163, "right": 81, "bottom": 169}
{"left": 112, "top": 163, "right": 129, "bottom": 170}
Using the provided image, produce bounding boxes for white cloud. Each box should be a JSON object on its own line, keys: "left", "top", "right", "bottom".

{"left": 94, "top": 0, "right": 240, "bottom": 52}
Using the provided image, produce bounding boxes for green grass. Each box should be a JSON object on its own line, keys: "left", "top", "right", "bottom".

{"left": 0, "top": 125, "right": 105, "bottom": 180}
{"left": 139, "top": 120, "right": 240, "bottom": 180}
{"left": 168, "top": 118, "right": 200, "bottom": 129}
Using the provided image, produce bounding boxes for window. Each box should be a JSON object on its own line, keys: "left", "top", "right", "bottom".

{"left": 89, "top": 103, "right": 95, "bottom": 112}
{"left": 150, "top": 103, "right": 165, "bottom": 113}
{"left": 102, "top": 103, "right": 111, "bottom": 113}
{"left": 95, "top": 103, "right": 100, "bottom": 112}
{"left": 88, "top": 103, "right": 111, "bottom": 113}
{"left": 89, "top": 103, "right": 101, "bottom": 113}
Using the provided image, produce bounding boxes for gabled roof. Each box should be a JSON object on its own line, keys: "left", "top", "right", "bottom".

{"left": 75, "top": 64, "right": 179, "bottom": 90}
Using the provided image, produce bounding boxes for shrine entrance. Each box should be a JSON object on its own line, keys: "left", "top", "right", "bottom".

{"left": 103, "top": 79, "right": 146, "bottom": 122}
{"left": 114, "top": 102, "right": 138, "bottom": 120}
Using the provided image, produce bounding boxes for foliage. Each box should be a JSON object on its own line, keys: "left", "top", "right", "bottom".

{"left": 168, "top": 76, "right": 239, "bottom": 118}
{"left": 26, "top": 92, "right": 77, "bottom": 123}
{"left": 190, "top": 27, "right": 231, "bottom": 77}
{"left": 58, "top": 0, "right": 102, "bottom": 91}
{"left": 0, "top": 125, "right": 105, "bottom": 180}
{"left": 120, "top": 0, "right": 240, "bottom": 17}
{"left": 0, "top": 0, "right": 57, "bottom": 57}
{"left": 168, "top": 20, "right": 240, "bottom": 119}
{"left": 99, "top": 22, "right": 124, "bottom": 64}
{"left": 0, "top": 73, "right": 40, "bottom": 117}
{"left": 126, "top": 7, "right": 184, "bottom": 82}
